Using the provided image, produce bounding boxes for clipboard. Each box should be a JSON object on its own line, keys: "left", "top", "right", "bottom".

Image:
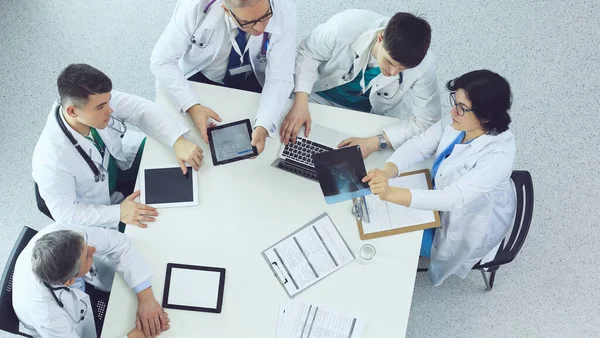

{"left": 353, "top": 169, "right": 441, "bottom": 240}
{"left": 261, "top": 213, "right": 356, "bottom": 298}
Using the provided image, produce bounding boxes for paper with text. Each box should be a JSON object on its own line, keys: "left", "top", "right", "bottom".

{"left": 276, "top": 301, "right": 365, "bottom": 338}
{"left": 264, "top": 214, "right": 355, "bottom": 297}
{"left": 362, "top": 172, "right": 435, "bottom": 234}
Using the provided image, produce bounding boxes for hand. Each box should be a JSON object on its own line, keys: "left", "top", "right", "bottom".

{"left": 137, "top": 288, "right": 170, "bottom": 338}
{"left": 127, "top": 319, "right": 146, "bottom": 338}
{"left": 173, "top": 136, "right": 203, "bottom": 174}
{"left": 187, "top": 104, "right": 222, "bottom": 143}
{"left": 120, "top": 191, "right": 159, "bottom": 228}
{"left": 363, "top": 169, "right": 392, "bottom": 200}
{"left": 280, "top": 93, "right": 311, "bottom": 144}
{"left": 251, "top": 126, "right": 268, "bottom": 155}
{"left": 338, "top": 136, "right": 380, "bottom": 159}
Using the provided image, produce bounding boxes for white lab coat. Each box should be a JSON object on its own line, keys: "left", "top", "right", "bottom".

{"left": 387, "top": 114, "right": 516, "bottom": 286}
{"left": 32, "top": 91, "right": 189, "bottom": 229}
{"left": 12, "top": 223, "right": 152, "bottom": 338}
{"left": 150, "top": 0, "right": 297, "bottom": 136}
{"left": 295, "top": 9, "right": 442, "bottom": 149}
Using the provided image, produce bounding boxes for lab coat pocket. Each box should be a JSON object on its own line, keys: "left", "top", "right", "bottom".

{"left": 447, "top": 209, "right": 489, "bottom": 243}
{"left": 376, "top": 80, "right": 404, "bottom": 101}
{"left": 195, "top": 29, "right": 214, "bottom": 49}
{"left": 76, "top": 176, "right": 101, "bottom": 198}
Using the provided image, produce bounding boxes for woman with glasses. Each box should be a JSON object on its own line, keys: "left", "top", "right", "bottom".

{"left": 151, "top": 0, "right": 297, "bottom": 155}
{"left": 363, "top": 70, "right": 516, "bottom": 286}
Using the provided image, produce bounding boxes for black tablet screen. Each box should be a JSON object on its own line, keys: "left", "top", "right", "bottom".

{"left": 144, "top": 167, "right": 193, "bottom": 204}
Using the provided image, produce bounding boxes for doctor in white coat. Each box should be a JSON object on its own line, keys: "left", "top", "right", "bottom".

{"left": 151, "top": 0, "right": 297, "bottom": 154}
{"left": 12, "top": 223, "right": 169, "bottom": 338}
{"left": 280, "top": 9, "right": 441, "bottom": 158}
{"left": 32, "top": 64, "right": 203, "bottom": 229}
{"left": 364, "top": 70, "right": 516, "bottom": 286}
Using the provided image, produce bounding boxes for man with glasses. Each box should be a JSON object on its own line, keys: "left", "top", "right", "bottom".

{"left": 280, "top": 10, "right": 442, "bottom": 159}
{"left": 151, "top": 0, "right": 297, "bottom": 155}
{"left": 12, "top": 223, "right": 169, "bottom": 337}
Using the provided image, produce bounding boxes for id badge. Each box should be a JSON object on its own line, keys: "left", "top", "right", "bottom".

{"left": 228, "top": 64, "right": 253, "bottom": 76}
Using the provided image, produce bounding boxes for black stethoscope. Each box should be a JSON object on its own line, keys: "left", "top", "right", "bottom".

{"left": 44, "top": 282, "right": 88, "bottom": 323}
{"left": 55, "top": 104, "right": 126, "bottom": 183}
{"left": 190, "top": 0, "right": 269, "bottom": 63}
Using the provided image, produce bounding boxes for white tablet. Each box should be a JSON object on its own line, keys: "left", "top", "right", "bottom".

{"left": 139, "top": 164, "right": 198, "bottom": 208}
{"left": 162, "top": 263, "right": 226, "bottom": 313}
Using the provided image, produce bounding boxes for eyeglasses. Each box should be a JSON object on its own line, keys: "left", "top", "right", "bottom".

{"left": 449, "top": 92, "right": 473, "bottom": 117}
{"left": 229, "top": 0, "right": 273, "bottom": 29}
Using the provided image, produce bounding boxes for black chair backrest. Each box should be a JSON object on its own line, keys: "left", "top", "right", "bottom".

{"left": 0, "top": 226, "right": 38, "bottom": 336}
{"left": 479, "top": 170, "right": 534, "bottom": 269}
{"left": 34, "top": 183, "right": 54, "bottom": 221}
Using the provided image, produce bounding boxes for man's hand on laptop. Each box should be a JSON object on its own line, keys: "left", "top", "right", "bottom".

{"left": 338, "top": 136, "right": 379, "bottom": 159}
{"left": 280, "top": 92, "right": 311, "bottom": 145}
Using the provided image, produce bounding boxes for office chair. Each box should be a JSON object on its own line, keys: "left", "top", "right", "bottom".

{"left": 0, "top": 226, "right": 38, "bottom": 337}
{"left": 418, "top": 170, "right": 534, "bottom": 291}
{"left": 1, "top": 226, "right": 111, "bottom": 337}
{"left": 34, "top": 183, "right": 54, "bottom": 221}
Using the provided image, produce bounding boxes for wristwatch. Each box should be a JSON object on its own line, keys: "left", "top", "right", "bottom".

{"left": 377, "top": 134, "right": 388, "bottom": 150}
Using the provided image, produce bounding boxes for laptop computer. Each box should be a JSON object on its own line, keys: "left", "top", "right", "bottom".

{"left": 271, "top": 124, "right": 350, "bottom": 181}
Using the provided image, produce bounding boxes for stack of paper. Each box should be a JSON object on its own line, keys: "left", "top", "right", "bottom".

{"left": 276, "top": 301, "right": 365, "bottom": 338}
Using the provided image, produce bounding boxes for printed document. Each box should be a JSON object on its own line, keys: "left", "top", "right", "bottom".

{"left": 263, "top": 214, "right": 355, "bottom": 297}
{"left": 362, "top": 172, "right": 435, "bottom": 234}
{"left": 276, "top": 301, "right": 365, "bottom": 338}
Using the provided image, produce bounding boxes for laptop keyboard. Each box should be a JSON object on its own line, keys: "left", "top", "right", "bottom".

{"left": 274, "top": 160, "right": 319, "bottom": 181}
{"left": 282, "top": 137, "right": 333, "bottom": 167}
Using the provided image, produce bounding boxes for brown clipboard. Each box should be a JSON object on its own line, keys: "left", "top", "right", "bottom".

{"left": 356, "top": 169, "right": 441, "bottom": 240}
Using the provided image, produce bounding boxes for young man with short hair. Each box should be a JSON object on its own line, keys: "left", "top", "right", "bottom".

{"left": 280, "top": 10, "right": 442, "bottom": 159}
{"left": 33, "top": 64, "right": 202, "bottom": 229}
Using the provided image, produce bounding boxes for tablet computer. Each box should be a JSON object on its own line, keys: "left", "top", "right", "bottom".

{"left": 162, "top": 263, "right": 226, "bottom": 313}
{"left": 140, "top": 164, "right": 198, "bottom": 208}
{"left": 207, "top": 119, "right": 258, "bottom": 165}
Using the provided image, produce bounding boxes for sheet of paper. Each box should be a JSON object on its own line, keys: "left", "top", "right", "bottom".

{"left": 276, "top": 301, "right": 365, "bottom": 338}
{"left": 362, "top": 172, "right": 435, "bottom": 234}
{"left": 264, "top": 214, "right": 355, "bottom": 297}
{"left": 167, "top": 268, "right": 221, "bottom": 309}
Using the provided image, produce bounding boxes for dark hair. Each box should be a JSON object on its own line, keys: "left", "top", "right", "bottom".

{"left": 57, "top": 64, "right": 112, "bottom": 107}
{"left": 446, "top": 70, "right": 512, "bottom": 135}
{"left": 383, "top": 13, "right": 431, "bottom": 68}
{"left": 31, "top": 230, "right": 85, "bottom": 285}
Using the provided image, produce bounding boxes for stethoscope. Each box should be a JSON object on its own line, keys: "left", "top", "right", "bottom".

{"left": 342, "top": 58, "right": 404, "bottom": 97}
{"left": 43, "top": 267, "right": 97, "bottom": 324}
{"left": 55, "top": 104, "right": 126, "bottom": 183}
{"left": 190, "top": 0, "right": 270, "bottom": 63}
{"left": 256, "top": 32, "right": 269, "bottom": 63}
{"left": 44, "top": 283, "right": 88, "bottom": 324}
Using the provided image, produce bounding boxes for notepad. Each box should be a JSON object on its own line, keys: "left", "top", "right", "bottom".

{"left": 356, "top": 169, "right": 440, "bottom": 240}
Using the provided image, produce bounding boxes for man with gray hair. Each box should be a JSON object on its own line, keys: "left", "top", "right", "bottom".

{"left": 151, "top": 0, "right": 297, "bottom": 155}
{"left": 12, "top": 224, "right": 169, "bottom": 338}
